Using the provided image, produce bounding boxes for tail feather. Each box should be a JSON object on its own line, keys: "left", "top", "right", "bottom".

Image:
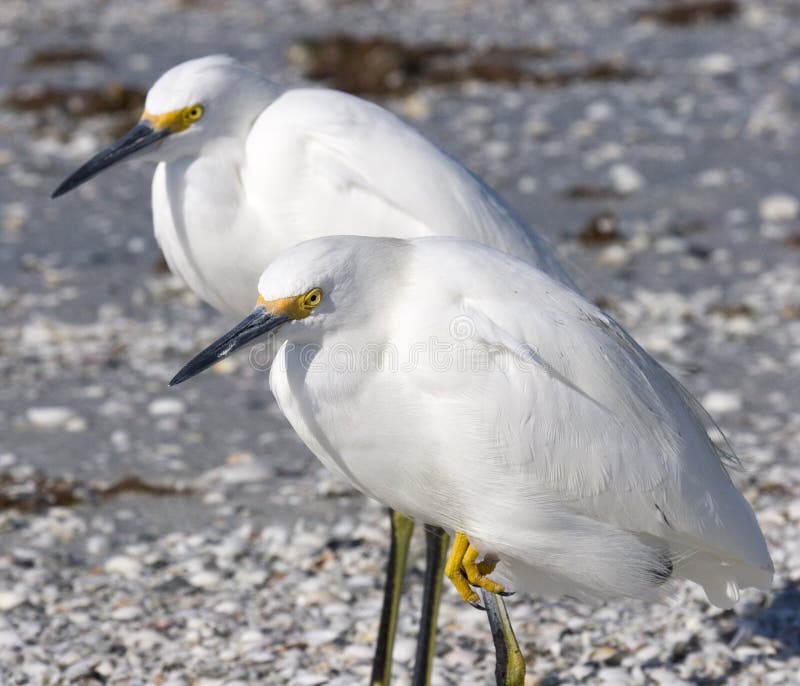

{"left": 673, "top": 549, "right": 773, "bottom": 609}
{"left": 474, "top": 515, "right": 677, "bottom": 602}
{"left": 474, "top": 518, "right": 772, "bottom": 608}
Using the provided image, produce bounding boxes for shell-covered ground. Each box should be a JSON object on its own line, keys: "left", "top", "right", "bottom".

{"left": 0, "top": 1, "right": 798, "bottom": 684}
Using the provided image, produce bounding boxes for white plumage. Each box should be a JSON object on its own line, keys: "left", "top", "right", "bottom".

{"left": 144, "top": 55, "right": 572, "bottom": 315}
{"left": 173, "top": 235, "right": 773, "bottom": 610}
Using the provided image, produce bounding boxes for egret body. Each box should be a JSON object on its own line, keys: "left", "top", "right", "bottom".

{"left": 54, "top": 55, "right": 571, "bottom": 315}
{"left": 172, "top": 235, "right": 773, "bottom": 611}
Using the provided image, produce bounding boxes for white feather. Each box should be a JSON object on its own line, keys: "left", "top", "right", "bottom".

{"left": 261, "top": 236, "right": 773, "bottom": 608}
{"left": 149, "top": 62, "right": 571, "bottom": 317}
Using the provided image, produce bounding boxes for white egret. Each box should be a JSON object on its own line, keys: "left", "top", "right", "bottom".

{"left": 171, "top": 235, "right": 773, "bottom": 623}
{"left": 52, "top": 55, "right": 572, "bottom": 315}
{"left": 52, "top": 55, "right": 575, "bottom": 684}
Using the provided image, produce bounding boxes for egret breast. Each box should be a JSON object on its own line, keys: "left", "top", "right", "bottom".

{"left": 152, "top": 158, "right": 278, "bottom": 317}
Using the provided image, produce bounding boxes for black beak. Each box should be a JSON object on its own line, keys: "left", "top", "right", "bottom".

{"left": 169, "top": 307, "right": 288, "bottom": 386}
{"left": 51, "top": 122, "right": 171, "bottom": 198}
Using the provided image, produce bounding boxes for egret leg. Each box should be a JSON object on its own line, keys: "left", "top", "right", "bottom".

{"left": 482, "top": 589, "right": 526, "bottom": 686}
{"left": 370, "top": 509, "right": 415, "bottom": 686}
{"left": 445, "top": 531, "right": 505, "bottom": 605}
{"left": 411, "top": 525, "right": 449, "bottom": 686}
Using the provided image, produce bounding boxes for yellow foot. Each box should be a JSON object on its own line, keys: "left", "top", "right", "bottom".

{"left": 444, "top": 531, "right": 505, "bottom": 606}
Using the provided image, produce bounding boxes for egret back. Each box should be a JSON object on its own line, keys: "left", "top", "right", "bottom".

{"left": 411, "top": 238, "right": 772, "bottom": 606}
{"left": 240, "top": 89, "right": 574, "bottom": 282}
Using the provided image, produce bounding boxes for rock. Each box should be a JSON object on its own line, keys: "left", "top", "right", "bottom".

{"left": 695, "top": 53, "right": 735, "bottom": 75}
{"left": 0, "top": 628, "right": 23, "bottom": 648}
{"left": 126, "top": 629, "right": 164, "bottom": 649}
{"left": 85, "top": 535, "right": 110, "bottom": 556}
{"left": 63, "top": 659, "right": 98, "bottom": 681}
{"left": 597, "top": 667, "right": 631, "bottom": 685}
{"left": 647, "top": 667, "right": 691, "bottom": 685}
{"left": 302, "top": 629, "right": 339, "bottom": 647}
{"left": 110, "top": 605, "right": 142, "bottom": 621}
{"left": 760, "top": 194, "right": 799, "bottom": 222}
{"left": 590, "top": 645, "right": 623, "bottom": 665}
{"left": 147, "top": 397, "right": 186, "bottom": 416}
{"left": 787, "top": 499, "right": 800, "bottom": 522}
{"left": 609, "top": 164, "right": 645, "bottom": 194}
{"left": 26, "top": 406, "right": 81, "bottom": 430}
{"left": 697, "top": 169, "right": 728, "bottom": 187}
{"left": 189, "top": 571, "right": 222, "bottom": 589}
{"left": 0, "top": 590, "right": 25, "bottom": 610}
{"left": 701, "top": 390, "right": 743, "bottom": 414}
{"left": 598, "top": 244, "right": 631, "bottom": 268}
{"left": 104, "top": 555, "right": 142, "bottom": 578}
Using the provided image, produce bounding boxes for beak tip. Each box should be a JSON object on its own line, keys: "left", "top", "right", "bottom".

{"left": 49, "top": 121, "right": 166, "bottom": 201}
{"left": 51, "top": 175, "right": 81, "bottom": 199}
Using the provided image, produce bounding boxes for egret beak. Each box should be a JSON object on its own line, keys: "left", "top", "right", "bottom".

{"left": 169, "top": 306, "right": 288, "bottom": 386}
{"left": 51, "top": 122, "right": 170, "bottom": 198}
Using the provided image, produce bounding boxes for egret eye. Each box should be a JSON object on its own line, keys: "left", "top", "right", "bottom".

{"left": 302, "top": 288, "right": 323, "bottom": 310}
{"left": 185, "top": 104, "right": 204, "bottom": 122}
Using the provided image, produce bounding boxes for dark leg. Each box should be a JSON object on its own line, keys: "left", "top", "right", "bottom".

{"left": 482, "top": 589, "right": 526, "bottom": 686}
{"left": 370, "top": 509, "right": 415, "bottom": 686}
{"left": 411, "top": 525, "right": 450, "bottom": 686}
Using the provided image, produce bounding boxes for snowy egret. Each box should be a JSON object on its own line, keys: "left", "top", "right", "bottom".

{"left": 53, "top": 55, "right": 573, "bottom": 683}
{"left": 171, "top": 235, "right": 773, "bottom": 619}
{"left": 52, "top": 55, "right": 572, "bottom": 315}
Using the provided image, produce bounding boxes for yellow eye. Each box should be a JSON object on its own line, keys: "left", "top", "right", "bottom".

{"left": 302, "top": 288, "right": 323, "bottom": 310}
{"left": 184, "top": 104, "right": 204, "bottom": 121}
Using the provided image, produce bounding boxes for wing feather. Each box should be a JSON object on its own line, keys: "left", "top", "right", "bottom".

{"left": 245, "top": 88, "right": 574, "bottom": 286}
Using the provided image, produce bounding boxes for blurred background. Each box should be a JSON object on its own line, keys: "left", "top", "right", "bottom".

{"left": 0, "top": 1, "right": 798, "bottom": 684}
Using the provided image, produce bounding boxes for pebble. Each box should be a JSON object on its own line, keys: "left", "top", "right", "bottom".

{"left": 570, "top": 664, "right": 596, "bottom": 681}
{"left": 86, "top": 535, "right": 110, "bottom": 556}
{"left": 0, "top": 629, "right": 22, "bottom": 648}
{"left": 189, "top": 571, "right": 222, "bottom": 589}
{"left": 392, "top": 637, "right": 417, "bottom": 663}
{"left": 597, "top": 667, "right": 631, "bottom": 685}
{"left": 697, "top": 169, "right": 728, "bottom": 188}
{"left": 647, "top": 667, "right": 691, "bottom": 685}
{"left": 695, "top": 53, "right": 735, "bottom": 76}
{"left": 598, "top": 244, "right": 631, "bottom": 268}
{"left": 110, "top": 605, "right": 143, "bottom": 621}
{"left": 0, "top": 590, "right": 25, "bottom": 611}
{"left": 609, "top": 164, "right": 645, "bottom": 194}
{"left": 104, "top": 555, "right": 143, "bottom": 578}
{"left": 760, "top": 194, "right": 799, "bottom": 222}
{"left": 701, "top": 390, "right": 743, "bottom": 415}
{"left": 148, "top": 398, "right": 186, "bottom": 416}
{"left": 63, "top": 659, "right": 98, "bottom": 681}
{"left": 127, "top": 628, "right": 164, "bottom": 649}
{"left": 590, "top": 645, "right": 623, "bottom": 664}
{"left": 25, "top": 406, "right": 82, "bottom": 430}
{"left": 787, "top": 500, "right": 800, "bottom": 522}
{"left": 303, "top": 629, "right": 339, "bottom": 647}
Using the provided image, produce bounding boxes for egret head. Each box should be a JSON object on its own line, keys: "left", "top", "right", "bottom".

{"left": 52, "top": 55, "right": 278, "bottom": 198}
{"left": 170, "top": 236, "right": 407, "bottom": 385}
